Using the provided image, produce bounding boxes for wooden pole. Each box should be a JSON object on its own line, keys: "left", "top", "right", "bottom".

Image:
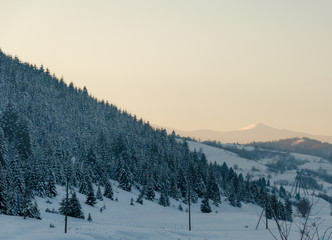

{"left": 256, "top": 208, "right": 264, "bottom": 230}
{"left": 188, "top": 183, "right": 191, "bottom": 231}
{"left": 65, "top": 180, "right": 69, "bottom": 233}
{"left": 265, "top": 193, "right": 268, "bottom": 230}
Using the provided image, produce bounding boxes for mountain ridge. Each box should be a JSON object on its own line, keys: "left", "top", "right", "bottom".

{"left": 162, "top": 123, "right": 332, "bottom": 144}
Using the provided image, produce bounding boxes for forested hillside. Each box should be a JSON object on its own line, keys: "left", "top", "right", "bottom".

{"left": 0, "top": 50, "right": 290, "bottom": 222}
{"left": 250, "top": 138, "right": 332, "bottom": 162}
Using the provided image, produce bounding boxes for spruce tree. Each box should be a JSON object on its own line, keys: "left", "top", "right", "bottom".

{"left": 176, "top": 169, "right": 187, "bottom": 198}
{"left": 285, "top": 198, "right": 293, "bottom": 222}
{"left": 0, "top": 173, "right": 8, "bottom": 214}
{"left": 158, "top": 186, "right": 170, "bottom": 207}
{"left": 85, "top": 180, "right": 97, "bottom": 206}
{"left": 87, "top": 213, "right": 92, "bottom": 222}
{"left": 136, "top": 191, "right": 144, "bottom": 205}
{"left": 279, "top": 185, "right": 286, "bottom": 199}
{"left": 0, "top": 127, "right": 7, "bottom": 167}
{"left": 103, "top": 181, "right": 113, "bottom": 200}
{"left": 46, "top": 169, "right": 57, "bottom": 198}
{"left": 96, "top": 186, "right": 103, "bottom": 201}
{"left": 145, "top": 182, "right": 155, "bottom": 201}
{"left": 118, "top": 167, "right": 132, "bottom": 192}
{"left": 59, "top": 192, "right": 84, "bottom": 219}
{"left": 207, "top": 168, "right": 221, "bottom": 206}
{"left": 23, "top": 200, "right": 41, "bottom": 220}
{"left": 200, "top": 194, "right": 212, "bottom": 213}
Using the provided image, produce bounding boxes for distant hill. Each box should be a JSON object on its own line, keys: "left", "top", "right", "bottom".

{"left": 250, "top": 137, "right": 332, "bottom": 161}
{"left": 164, "top": 123, "right": 332, "bottom": 144}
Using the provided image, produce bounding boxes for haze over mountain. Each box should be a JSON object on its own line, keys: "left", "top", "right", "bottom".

{"left": 164, "top": 123, "right": 332, "bottom": 144}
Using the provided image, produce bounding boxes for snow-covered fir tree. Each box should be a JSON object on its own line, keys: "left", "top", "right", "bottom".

{"left": 59, "top": 192, "right": 84, "bottom": 219}
{"left": 85, "top": 180, "right": 97, "bottom": 206}
{"left": 103, "top": 181, "right": 113, "bottom": 200}
{"left": 96, "top": 185, "right": 103, "bottom": 201}
{"left": 200, "top": 194, "right": 212, "bottom": 213}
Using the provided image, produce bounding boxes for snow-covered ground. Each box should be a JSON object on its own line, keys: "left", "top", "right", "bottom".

{"left": 186, "top": 140, "right": 332, "bottom": 195}
{"left": 1, "top": 141, "right": 332, "bottom": 240}
{"left": 1, "top": 182, "right": 331, "bottom": 240}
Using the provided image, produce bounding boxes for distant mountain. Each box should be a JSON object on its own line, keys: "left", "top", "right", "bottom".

{"left": 164, "top": 123, "right": 332, "bottom": 144}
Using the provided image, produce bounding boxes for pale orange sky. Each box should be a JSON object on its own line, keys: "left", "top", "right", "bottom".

{"left": 1, "top": 0, "right": 332, "bottom": 135}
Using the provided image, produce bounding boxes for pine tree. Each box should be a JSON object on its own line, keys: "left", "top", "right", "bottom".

{"left": 118, "top": 167, "right": 132, "bottom": 192}
{"left": 59, "top": 192, "right": 84, "bottom": 219}
{"left": 159, "top": 185, "right": 170, "bottom": 207}
{"left": 145, "top": 182, "right": 155, "bottom": 201}
{"left": 0, "top": 127, "right": 7, "bottom": 167}
{"left": 178, "top": 204, "right": 183, "bottom": 211}
{"left": 85, "top": 180, "right": 97, "bottom": 206}
{"left": 285, "top": 198, "right": 293, "bottom": 222}
{"left": 0, "top": 173, "right": 8, "bottom": 214}
{"left": 15, "top": 119, "right": 32, "bottom": 160}
{"left": 96, "top": 186, "right": 103, "bottom": 201}
{"left": 103, "top": 181, "right": 113, "bottom": 200}
{"left": 279, "top": 185, "right": 286, "bottom": 199}
{"left": 207, "top": 169, "right": 221, "bottom": 206}
{"left": 176, "top": 169, "right": 187, "bottom": 198}
{"left": 0, "top": 103, "right": 19, "bottom": 143}
{"left": 46, "top": 169, "right": 57, "bottom": 198}
{"left": 35, "top": 179, "right": 46, "bottom": 198}
{"left": 228, "top": 192, "right": 236, "bottom": 207}
{"left": 87, "top": 213, "right": 92, "bottom": 222}
{"left": 169, "top": 177, "right": 181, "bottom": 200}
{"left": 136, "top": 191, "right": 143, "bottom": 205}
{"left": 265, "top": 194, "right": 272, "bottom": 220}
{"left": 23, "top": 200, "right": 41, "bottom": 220}
{"left": 200, "top": 194, "right": 211, "bottom": 213}
{"left": 270, "top": 194, "right": 279, "bottom": 219}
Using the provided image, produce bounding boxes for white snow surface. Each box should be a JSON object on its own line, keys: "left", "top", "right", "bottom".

{"left": 186, "top": 140, "right": 332, "bottom": 195}
{"left": 1, "top": 183, "right": 331, "bottom": 240}
{"left": 1, "top": 141, "right": 332, "bottom": 240}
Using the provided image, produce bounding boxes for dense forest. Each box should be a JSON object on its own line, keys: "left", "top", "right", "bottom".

{"left": 0, "top": 50, "right": 291, "bottom": 222}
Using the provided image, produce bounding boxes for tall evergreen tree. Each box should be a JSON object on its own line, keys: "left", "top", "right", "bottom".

{"left": 103, "top": 181, "right": 114, "bottom": 200}
{"left": 118, "top": 167, "right": 132, "bottom": 192}
{"left": 285, "top": 198, "right": 293, "bottom": 222}
{"left": 46, "top": 169, "right": 57, "bottom": 198}
{"left": 96, "top": 185, "right": 103, "bottom": 201}
{"left": 59, "top": 192, "right": 84, "bottom": 219}
{"left": 158, "top": 185, "right": 170, "bottom": 207}
{"left": 200, "top": 194, "right": 212, "bottom": 213}
{"left": 0, "top": 103, "right": 18, "bottom": 143}
{"left": 0, "top": 173, "right": 8, "bottom": 214}
{"left": 85, "top": 180, "right": 97, "bottom": 206}
{"left": 145, "top": 182, "right": 155, "bottom": 201}
{"left": 0, "top": 127, "right": 7, "bottom": 167}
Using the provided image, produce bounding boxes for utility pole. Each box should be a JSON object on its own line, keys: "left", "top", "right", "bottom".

{"left": 188, "top": 182, "right": 191, "bottom": 231}
{"left": 64, "top": 180, "right": 69, "bottom": 233}
{"left": 256, "top": 192, "right": 269, "bottom": 230}
{"left": 265, "top": 193, "right": 268, "bottom": 230}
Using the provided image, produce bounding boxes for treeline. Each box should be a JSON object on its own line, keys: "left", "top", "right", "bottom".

{"left": 250, "top": 138, "right": 332, "bottom": 162}
{"left": 0, "top": 50, "right": 291, "bottom": 222}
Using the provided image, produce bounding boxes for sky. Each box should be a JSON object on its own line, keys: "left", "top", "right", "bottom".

{"left": 0, "top": 0, "right": 331, "bottom": 136}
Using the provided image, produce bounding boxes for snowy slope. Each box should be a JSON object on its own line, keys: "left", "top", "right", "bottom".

{"left": 1, "top": 183, "right": 331, "bottom": 240}
{"left": 186, "top": 140, "right": 332, "bottom": 196}
{"left": 1, "top": 141, "right": 332, "bottom": 240}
